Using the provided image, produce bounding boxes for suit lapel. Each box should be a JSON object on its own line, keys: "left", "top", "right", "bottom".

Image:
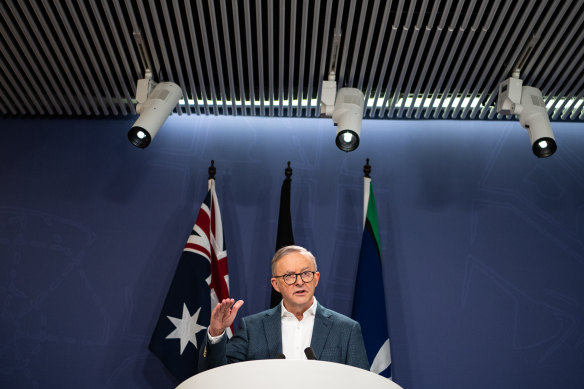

{"left": 262, "top": 305, "right": 282, "bottom": 358}
{"left": 310, "top": 304, "right": 333, "bottom": 359}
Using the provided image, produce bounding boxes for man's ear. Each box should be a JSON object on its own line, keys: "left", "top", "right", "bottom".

{"left": 270, "top": 278, "right": 281, "bottom": 293}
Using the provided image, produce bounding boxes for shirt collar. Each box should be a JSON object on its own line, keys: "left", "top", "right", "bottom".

{"left": 281, "top": 297, "right": 318, "bottom": 318}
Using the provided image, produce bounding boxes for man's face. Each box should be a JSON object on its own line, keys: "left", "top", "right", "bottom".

{"left": 270, "top": 252, "right": 320, "bottom": 314}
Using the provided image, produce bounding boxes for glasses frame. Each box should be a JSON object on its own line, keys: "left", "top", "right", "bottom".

{"left": 273, "top": 270, "right": 316, "bottom": 285}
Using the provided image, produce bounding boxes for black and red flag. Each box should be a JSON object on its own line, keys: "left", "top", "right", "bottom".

{"left": 271, "top": 162, "right": 295, "bottom": 308}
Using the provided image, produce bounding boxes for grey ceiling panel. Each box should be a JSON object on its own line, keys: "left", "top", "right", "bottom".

{"left": 0, "top": 0, "right": 582, "bottom": 122}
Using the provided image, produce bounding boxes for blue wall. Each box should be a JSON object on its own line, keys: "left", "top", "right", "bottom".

{"left": 1, "top": 115, "right": 583, "bottom": 388}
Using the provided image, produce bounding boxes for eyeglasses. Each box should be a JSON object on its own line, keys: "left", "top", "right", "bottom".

{"left": 274, "top": 271, "right": 316, "bottom": 285}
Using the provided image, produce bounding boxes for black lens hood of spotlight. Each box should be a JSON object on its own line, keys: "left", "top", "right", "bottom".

{"left": 532, "top": 137, "right": 557, "bottom": 158}
{"left": 335, "top": 129, "right": 360, "bottom": 152}
{"left": 128, "top": 126, "right": 152, "bottom": 148}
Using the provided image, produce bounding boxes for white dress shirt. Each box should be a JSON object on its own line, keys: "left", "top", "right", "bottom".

{"left": 281, "top": 297, "right": 317, "bottom": 360}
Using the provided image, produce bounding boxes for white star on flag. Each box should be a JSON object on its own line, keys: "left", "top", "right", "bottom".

{"left": 166, "top": 303, "right": 207, "bottom": 355}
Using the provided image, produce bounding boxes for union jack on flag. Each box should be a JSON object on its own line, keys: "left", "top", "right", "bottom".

{"left": 149, "top": 178, "right": 232, "bottom": 382}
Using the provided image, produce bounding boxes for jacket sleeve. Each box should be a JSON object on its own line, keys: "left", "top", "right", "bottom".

{"left": 198, "top": 318, "right": 251, "bottom": 372}
{"left": 347, "top": 321, "right": 370, "bottom": 370}
{"left": 198, "top": 331, "right": 228, "bottom": 372}
{"left": 225, "top": 317, "right": 251, "bottom": 363}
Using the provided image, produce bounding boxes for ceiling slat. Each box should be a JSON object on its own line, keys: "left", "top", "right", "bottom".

{"left": 336, "top": 0, "right": 357, "bottom": 89}
{"left": 267, "top": 0, "right": 274, "bottom": 116}
{"left": 243, "top": 0, "right": 255, "bottom": 115}
{"left": 0, "top": 63, "right": 24, "bottom": 115}
{"left": 467, "top": 0, "right": 513, "bottom": 120}
{"left": 397, "top": 0, "right": 431, "bottom": 119}
{"left": 219, "top": 0, "right": 237, "bottom": 115}
{"left": 255, "top": 0, "right": 265, "bottom": 114}
{"left": 70, "top": 0, "right": 118, "bottom": 114}
{"left": 433, "top": 0, "right": 477, "bottom": 119}
{"left": 305, "top": 0, "right": 320, "bottom": 116}
{"left": 422, "top": 0, "right": 462, "bottom": 119}
{"left": 411, "top": 0, "right": 450, "bottom": 119}
{"left": 35, "top": 0, "right": 91, "bottom": 115}
{"left": 364, "top": 0, "right": 391, "bottom": 118}
{"left": 379, "top": 0, "right": 415, "bottom": 118}
{"left": 278, "top": 0, "right": 286, "bottom": 116}
{"left": 17, "top": 0, "right": 77, "bottom": 115}
{"left": 356, "top": 0, "right": 378, "bottom": 92}
{"left": 88, "top": 0, "right": 132, "bottom": 115}
{"left": 461, "top": 0, "right": 504, "bottom": 120}
{"left": 196, "top": 0, "right": 220, "bottom": 115}
{"left": 286, "top": 0, "right": 297, "bottom": 116}
{"left": 314, "top": 0, "right": 333, "bottom": 117}
{"left": 161, "top": 1, "right": 190, "bottom": 115}
{"left": 296, "top": 0, "right": 309, "bottom": 116}
{"left": 450, "top": 0, "right": 494, "bottom": 119}
{"left": 173, "top": 0, "right": 200, "bottom": 115}
{"left": 231, "top": 0, "right": 246, "bottom": 116}
{"left": 147, "top": 0, "right": 182, "bottom": 115}
{"left": 2, "top": 1, "right": 54, "bottom": 115}
{"left": 208, "top": 0, "right": 228, "bottom": 113}
{"left": 347, "top": 0, "right": 368, "bottom": 87}
{"left": 540, "top": 12, "right": 584, "bottom": 101}
{"left": 184, "top": 0, "right": 209, "bottom": 115}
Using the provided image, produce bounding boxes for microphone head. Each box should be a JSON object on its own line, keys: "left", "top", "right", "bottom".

{"left": 304, "top": 347, "right": 317, "bottom": 360}
{"left": 275, "top": 353, "right": 286, "bottom": 359}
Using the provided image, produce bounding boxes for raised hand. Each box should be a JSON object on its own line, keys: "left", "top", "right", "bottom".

{"left": 208, "top": 298, "right": 244, "bottom": 337}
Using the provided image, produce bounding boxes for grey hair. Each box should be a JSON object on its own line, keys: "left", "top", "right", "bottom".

{"left": 271, "top": 245, "right": 317, "bottom": 276}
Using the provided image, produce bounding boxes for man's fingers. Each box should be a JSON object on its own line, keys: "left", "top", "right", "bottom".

{"left": 232, "top": 299, "right": 244, "bottom": 313}
{"left": 211, "top": 299, "right": 232, "bottom": 320}
{"left": 218, "top": 299, "right": 234, "bottom": 313}
{"left": 209, "top": 298, "right": 242, "bottom": 335}
{"left": 231, "top": 300, "right": 243, "bottom": 312}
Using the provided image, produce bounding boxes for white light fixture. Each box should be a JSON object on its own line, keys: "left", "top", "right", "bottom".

{"left": 497, "top": 77, "right": 557, "bottom": 158}
{"left": 332, "top": 88, "right": 364, "bottom": 152}
{"left": 496, "top": 36, "right": 557, "bottom": 158}
{"left": 128, "top": 81, "right": 182, "bottom": 148}
{"left": 320, "top": 29, "right": 365, "bottom": 152}
{"left": 128, "top": 31, "right": 182, "bottom": 149}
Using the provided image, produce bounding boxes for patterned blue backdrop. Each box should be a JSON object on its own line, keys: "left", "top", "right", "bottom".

{"left": 1, "top": 115, "right": 583, "bottom": 388}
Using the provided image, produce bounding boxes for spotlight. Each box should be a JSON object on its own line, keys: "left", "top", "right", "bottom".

{"left": 320, "top": 30, "right": 364, "bottom": 152}
{"left": 332, "top": 88, "right": 364, "bottom": 152}
{"left": 518, "top": 86, "right": 557, "bottom": 158}
{"left": 128, "top": 81, "right": 182, "bottom": 148}
{"left": 497, "top": 77, "right": 556, "bottom": 158}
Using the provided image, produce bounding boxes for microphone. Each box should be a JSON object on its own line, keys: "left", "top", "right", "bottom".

{"left": 304, "top": 346, "right": 317, "bottom": 360}
{"left": 275, "top": 353, "right": 286, "bottom": 359}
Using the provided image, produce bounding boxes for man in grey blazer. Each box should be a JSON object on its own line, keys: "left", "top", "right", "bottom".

{"left": 199, "top": 245, "right": 369, "bottom": 372}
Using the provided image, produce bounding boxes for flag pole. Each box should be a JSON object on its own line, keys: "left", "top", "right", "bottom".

{"left": 208, "top": 160, "right": 216, "bottom": 180}
{"left": 364, "top": 158, "right": 371, "bottom": 178}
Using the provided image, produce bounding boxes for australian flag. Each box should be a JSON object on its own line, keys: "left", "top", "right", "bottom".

{"left": 149, "top": 179, "right": 232, "bottom": 383}
{"left": 352, "top": 176, "right": 392, "bottom": 378}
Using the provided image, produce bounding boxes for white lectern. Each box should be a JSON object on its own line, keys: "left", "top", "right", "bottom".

{"left": 177, "top": 360, "right": 403, "bottom": 389}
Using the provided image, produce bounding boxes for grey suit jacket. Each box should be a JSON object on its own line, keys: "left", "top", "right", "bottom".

{"left": 198, "top": 303, "right": 370, "bottom": 372}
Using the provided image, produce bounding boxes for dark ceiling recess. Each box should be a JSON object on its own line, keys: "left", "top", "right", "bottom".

{"left": 0, "top": 0, "right": 583, "bottom": 122}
